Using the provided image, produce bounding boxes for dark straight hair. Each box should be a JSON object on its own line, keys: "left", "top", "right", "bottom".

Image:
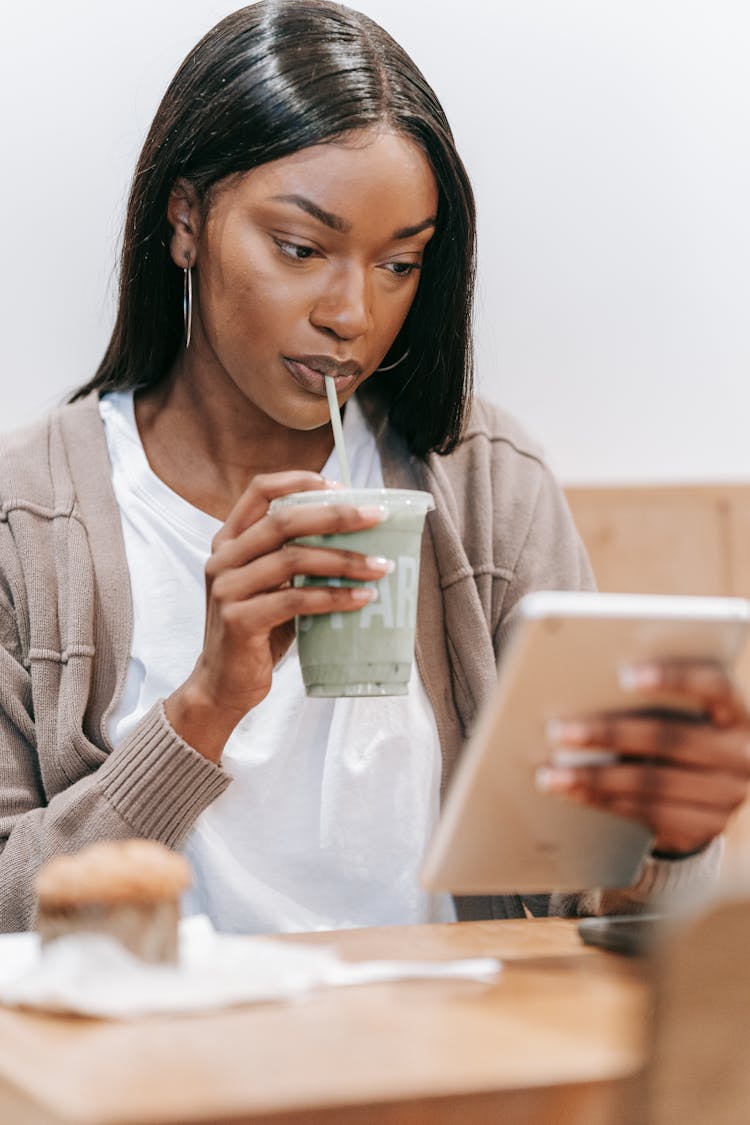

{"left": 71, "top": 0, "right": 476, "bottom": 457}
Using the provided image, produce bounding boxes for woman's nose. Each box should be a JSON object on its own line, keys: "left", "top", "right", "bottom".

{"left": 310, "top": 268, "right": 372, "bottom": 341}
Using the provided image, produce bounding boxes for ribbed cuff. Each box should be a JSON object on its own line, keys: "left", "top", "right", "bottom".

{"left": 96, "top": 701, "right": 231, "bottom": 846}
{"left": 568, "top": 835, "right": 725, "bottom": 916}
{"left": 631, "top": 835, "right": 724, "bottom": 902}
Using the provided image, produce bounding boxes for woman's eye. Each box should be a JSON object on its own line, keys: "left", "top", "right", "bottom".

{"left": 273, "top": 238, "right": 317, "bottom": 261}
{"left": 383, "top": 261, "right": 420, "bottom": 278}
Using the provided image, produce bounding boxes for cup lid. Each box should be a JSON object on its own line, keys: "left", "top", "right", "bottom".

{"left": 269, "top": 488, "right": 435, "bottom": 513}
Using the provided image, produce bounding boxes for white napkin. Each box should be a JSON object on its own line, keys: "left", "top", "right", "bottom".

{"left": 0, "top": 916, "right": 501, "bottom": 1018}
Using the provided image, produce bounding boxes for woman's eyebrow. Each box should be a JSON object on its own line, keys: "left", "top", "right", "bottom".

{"left": 272, "top": 194, "right": 350, "bottom": 232}
{"left": 392, "top": 216, "right": 437, "bottom": 240}
{"left": 271, "top": 193, "right": 436, "bottom": 240}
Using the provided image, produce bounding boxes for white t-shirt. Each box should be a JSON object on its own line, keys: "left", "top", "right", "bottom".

{"left": 99, "top": 391, "right": 456, "bottom": 933}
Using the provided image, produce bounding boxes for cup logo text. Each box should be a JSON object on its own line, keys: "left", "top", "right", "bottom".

{"left": 298, "top": 556, "right": 418, "bottom": 633}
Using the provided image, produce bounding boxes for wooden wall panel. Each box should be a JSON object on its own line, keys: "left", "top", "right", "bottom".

{"left": 565, "top": 486, "right": 733, "bottom": 597}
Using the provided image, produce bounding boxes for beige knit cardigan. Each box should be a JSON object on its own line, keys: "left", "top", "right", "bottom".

{"left": 0, "top": 391, "right": 715, "bottom": 931}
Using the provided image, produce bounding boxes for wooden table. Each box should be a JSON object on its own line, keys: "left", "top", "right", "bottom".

{"left": 0, "top": 918, "right": 648, "bottom": 1125}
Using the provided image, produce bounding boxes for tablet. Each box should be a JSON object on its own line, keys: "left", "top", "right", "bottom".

{"left": 421, "top": 591, "right": 750, "bottom": 895}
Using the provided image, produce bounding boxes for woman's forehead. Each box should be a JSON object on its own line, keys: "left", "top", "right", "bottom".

{"left": 217, "top": 130, "right": 438, "bottom": 232}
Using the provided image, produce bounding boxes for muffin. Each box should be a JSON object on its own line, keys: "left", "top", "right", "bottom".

{"left": 34, "top": 840, "right": 191, "bottom": 964}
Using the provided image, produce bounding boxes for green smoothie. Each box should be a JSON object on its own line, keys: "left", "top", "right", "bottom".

{"left": 269, "top": 489, "right": 434, "bottom": 696}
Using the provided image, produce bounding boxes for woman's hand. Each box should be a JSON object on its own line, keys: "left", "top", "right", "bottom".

{"left": 538, "top": 661, "right": 750, "bottom": 857}
{"left": 165, "top": 471, "right": 390, "bottom": 761}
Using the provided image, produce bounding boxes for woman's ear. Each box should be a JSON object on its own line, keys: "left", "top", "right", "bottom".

{"left": 167, "top": 179, "right": 202, "bottom": 269}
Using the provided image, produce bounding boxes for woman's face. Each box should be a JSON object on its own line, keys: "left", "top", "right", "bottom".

{"left": 175, "top": 129, "right": 438, "bottom": 432}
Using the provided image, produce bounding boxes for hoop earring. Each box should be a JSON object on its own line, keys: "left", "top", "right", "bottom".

{"left": 183, "top": 262, "right": 193, "bottom": 349}
{"left": 376, "top": 348, "right": 410, "bottom": 373}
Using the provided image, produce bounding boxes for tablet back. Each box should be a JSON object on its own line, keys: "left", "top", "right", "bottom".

{"left": 422, "top": 591, "right": 750, "bottom": 894}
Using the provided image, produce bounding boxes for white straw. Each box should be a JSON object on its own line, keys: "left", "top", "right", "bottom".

{"left": 325, "top": 375, "right": 352, "bottom": 487}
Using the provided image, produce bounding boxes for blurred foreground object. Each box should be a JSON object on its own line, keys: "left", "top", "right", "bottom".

{"left": 617, "top": 894, "right": 750, "bottom": 1124}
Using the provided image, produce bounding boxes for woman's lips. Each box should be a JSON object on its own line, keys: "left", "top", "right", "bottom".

{"left": 283, "top": 357, "right": 361, "bottom": 397}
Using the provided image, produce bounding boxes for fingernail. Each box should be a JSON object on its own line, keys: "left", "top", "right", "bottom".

{"left": 535, "top": 766, "right": 577, "bottom": 794}
{"left": 553, "top": 748, "right": 618, "bottom": 768}
{"left": 618, "top": 663, "right": 662, "bottom": 691}
{"left": 351, "top": 586, "right": 378, "bottom": 603}
{"left": 357, "top": 505, "right": 388, "bottom": 521}
{"left": 545, "top": 719, "right": 590, "bottom": 744}
{"left": 366, "top": 556, "right": 395, "bottom": 573}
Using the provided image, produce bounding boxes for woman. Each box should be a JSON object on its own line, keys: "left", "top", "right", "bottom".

{"left": 1, "top": 0, "right": 748, "bottom": 933}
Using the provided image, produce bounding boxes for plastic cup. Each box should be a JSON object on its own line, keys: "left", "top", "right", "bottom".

{"left": 269, "top": 488, "right": 435, "bottom": 696}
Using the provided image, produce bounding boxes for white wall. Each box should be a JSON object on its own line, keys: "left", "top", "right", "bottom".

{"left": 2, "top": 1, "right": 748, "bottom": 484}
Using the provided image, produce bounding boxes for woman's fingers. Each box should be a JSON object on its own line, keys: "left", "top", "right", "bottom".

{"left": 538, "top": 760, "right": 748, "bottom": 813}
{"left": 537, "top": 659, "right": 750, "bottom": 855}
{"left": 621, "top": 659, "right": 749, "bottom": 727}
{"left": 208, "top": 500, "right": 386, "bottom": 580}
{"left": 536, "top": 760, "right": 740, "bottom": 854}
{"left": 215, "top": 471, "right": 337, "bottom": 543}
{"left": 548, "top": 714, "right": 750, "bottom": 776}
{"left": 215, "top": 582, "right": 378, "bottom": 639}
{"left": 210, "top": 545, "right": 393, "bottom": 603}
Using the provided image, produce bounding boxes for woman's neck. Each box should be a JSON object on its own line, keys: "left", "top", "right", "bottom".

{"left": 133, "top": 363, "right": 335, "bottom": 521}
